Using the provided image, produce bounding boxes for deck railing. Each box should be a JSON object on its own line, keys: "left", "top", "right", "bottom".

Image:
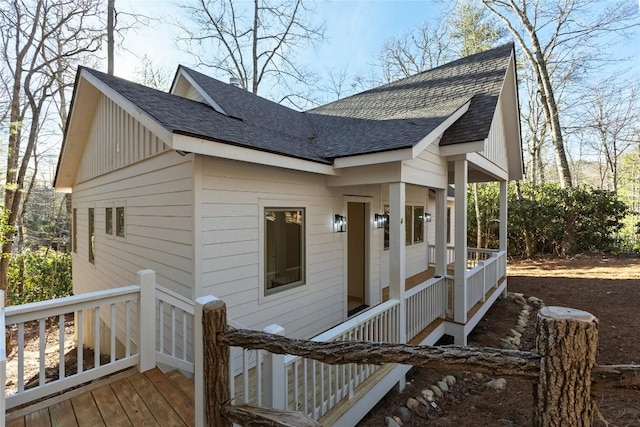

{"left": 1, "top": 292, "right": 7, "bottom": 426}
{"left": 405, "top": 276, "right": 447, "bottom": 342}
{"left": 466, "top": 251, "right": 507, "bottom": 310}
{"left": 281, "top": 300, "right": 400, "bottom": 420}
{"left": 2, "top": 270, "right": 196, "bottom": 411}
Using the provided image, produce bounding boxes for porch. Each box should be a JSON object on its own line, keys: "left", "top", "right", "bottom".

{"left": 2, "top": 246, "right": 506, "bottom": 426}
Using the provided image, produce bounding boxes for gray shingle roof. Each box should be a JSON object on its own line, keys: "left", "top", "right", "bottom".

{"left": 84, "top": 43, "right": 513, "bottom": 164}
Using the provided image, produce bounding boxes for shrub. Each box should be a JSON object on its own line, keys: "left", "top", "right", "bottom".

{"left": 7, "top": 248, "right": 72, "bottom": 305}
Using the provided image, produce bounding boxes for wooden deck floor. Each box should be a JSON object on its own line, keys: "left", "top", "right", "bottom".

{"left": 6, "top": 368, "right": 195, "bottom": 427}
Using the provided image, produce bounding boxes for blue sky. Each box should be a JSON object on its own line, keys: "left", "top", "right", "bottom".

{"left": 116, "top": 0, "right": 447, "bottom": 85}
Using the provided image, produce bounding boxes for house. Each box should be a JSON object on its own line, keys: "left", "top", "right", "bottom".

{"left": 52, "top": 43, "right": 522, "bottom": 423}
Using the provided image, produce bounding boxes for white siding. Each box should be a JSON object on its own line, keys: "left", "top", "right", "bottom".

{"left": 402, "top": 144, "right": 448, "bottom": 188}
{"left": 76, "top": 94, "right": 168, "bottom": 184}
{"left": 197, "top": 157, "right": 382, "bottom": 339}
{"left": 482, "top": 101, "right": 509, "bottom": 170}
{"left": 72, "top": 151, "right": 195, "bottom": 300}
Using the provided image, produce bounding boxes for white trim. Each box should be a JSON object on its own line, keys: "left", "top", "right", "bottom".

{"left": 439, "top": 140, "right": 484, "bottom": 157}
{"left": 333, "top": 148, "right": 413, "bottom": 169}
{"left": 172, "top": 68, "right": 228, "bottom": 115}
{"left": 81, "top": 71, "right": 174, "bottom": 144}
{"left": 467, "top": 152, "right": 509, "bottom": 181}
{"left": 411, "top": 100, "right": 472, "bottom": 157}
{"left": 173, "top": 133, "right": 337, "bottom": 176}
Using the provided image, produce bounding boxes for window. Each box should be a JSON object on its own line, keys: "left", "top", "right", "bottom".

{"left": 383, "top": 205, "right": 390, "bottom": 250}
{"left": 72, "top": 208, "right": 77, "bottom": 253}
{"left": 383, "top": 204, "right": 425, "bottom": 249}
{"left": 265, "top": 208, "right": 304, "bottom": 294}
{"left": 413, "top": 206, "right": 424, "bottom": 243}
{"left": 88, "top": 208, "right": 95, "bottom": 264}
{"left": 447, "top": 207, "right": 452, "bottom": 244}
{"left": 116, "top": 207, "right": 125, "bottom": 237}
{"left": 105, "top": 207, "right": 113, "bottom": 235}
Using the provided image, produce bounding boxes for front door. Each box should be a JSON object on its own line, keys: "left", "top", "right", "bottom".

{"left": 347, "top": 202, "right": 367, "bottom": 316}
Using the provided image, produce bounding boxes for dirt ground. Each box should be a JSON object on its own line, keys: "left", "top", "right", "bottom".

{"left": 358, "top": 254, "right": 640, "bottom": 427}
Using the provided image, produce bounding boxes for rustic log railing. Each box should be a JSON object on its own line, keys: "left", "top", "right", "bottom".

{"left": 202, "top": 300, "right": 640, "bottom": 427}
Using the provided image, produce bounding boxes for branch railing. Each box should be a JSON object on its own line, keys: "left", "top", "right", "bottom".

{"left": 201, "top": 300, "right": 640, "bottom": 427}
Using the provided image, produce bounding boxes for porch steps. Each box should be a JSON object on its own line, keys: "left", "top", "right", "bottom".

{"left": 6, "top": 368, "right": 195, "bottom": 427}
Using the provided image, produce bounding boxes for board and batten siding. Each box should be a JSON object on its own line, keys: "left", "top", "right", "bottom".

{"left": 197, "top": 156, "right": 383, "bottom": 339}
{"left": 481, "top": 101, "right": 509, "bottom": 171}
{"left": 75, "top": 94, "right": 169, "bottom": 184}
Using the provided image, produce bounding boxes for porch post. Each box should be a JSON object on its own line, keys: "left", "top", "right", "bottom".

{"left": 138, "top": 269, "right": 156, "bottom": 372}
{"left": 453, "top": 160, "right": 468, "bottom": 327}
{"left": 499, "top": 180, "right": 508, "bottom": 253}
{"left": 434, "top": 188, "right": 447, "bottom": 278}
{"left": 388, "top": 182, "right": 406, "bottom": 345}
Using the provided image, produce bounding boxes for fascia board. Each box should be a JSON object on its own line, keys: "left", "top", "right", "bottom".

{"left": 411, "top": 99, "right": 471, "bottom": 158}
{"left": 82, "top": 71, "right": 174, "bottom": 145}
{"left": 173, "top": 133, "right": 338, "bottom": 176}
{"left": 439, "top": 140, "right": 484, "bottom": 157}
{"left": 332, "top": 148, "right": 413, "bottom": 168}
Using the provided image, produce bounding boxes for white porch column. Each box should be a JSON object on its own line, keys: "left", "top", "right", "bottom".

{"left": 453, "top": 160, "right": 468, "bottom": 326}
{"left": 434, "top": 188, "right": 447, "bottom": 278}
{"left": 499, "top": 180, "right": 508, "bottom": 252}
{"left": 388, "top": 182, "right": 406, "bottom": 344}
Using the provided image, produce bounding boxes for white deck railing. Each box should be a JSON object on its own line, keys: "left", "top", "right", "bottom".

{"left": 466, "top": 251, "right": 507, "bottom": 310}
{"left": 1, "top": 292, "right": 7, "bottom": 427}
{"left": 428, "top": 245, "right": 499, "bottom": 270}
{"left": 405, "top": 276, "right": 447, "bottom": 342}
{"left": 2, "top": 270, "right": 196, "bottom": 412}
{"left": 283, "top": 300, "right": 400, "bottom": 420}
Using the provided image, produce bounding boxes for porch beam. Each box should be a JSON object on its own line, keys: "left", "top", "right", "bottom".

{"left": 499, "top": 180, "right": 508, "bottom": 253}
{"left": 434, "top": 188, "right": 447, "bottom": 278}
{"left": 388, "top": 182, "right": 406, "bottom": 344}
{"left": 454, "top": 160, "right": 468, "bottom": 327}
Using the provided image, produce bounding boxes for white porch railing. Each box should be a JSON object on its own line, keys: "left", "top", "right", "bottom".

{"left": 2, "top": 270, "right": 196, "bottom": 412}
{"left": 428, "top": 245, "right": 499, "bottom": 270}
{"left": 405, "top": 276, "right": 447, "bottom": 342}
{"left": 466, "top": 251, "right": 507, "bottom": 310}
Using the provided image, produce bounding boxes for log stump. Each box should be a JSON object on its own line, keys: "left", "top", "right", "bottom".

{"left": 533, "top": 306, "right": 598, "bottom": 426}
{"left": 203, "top": 299, "right": 231, "bottom": 427}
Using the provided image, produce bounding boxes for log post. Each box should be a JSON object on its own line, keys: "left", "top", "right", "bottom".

{"left": 533, "top": 306, "right": 598, "bottom": 426}
{"left": 203, "top": 299, "right": 231, "bottom": 427}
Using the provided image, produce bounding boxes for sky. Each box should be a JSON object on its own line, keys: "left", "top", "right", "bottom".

{"left": 115, "top": 0, "right": 448, "bottom": 88}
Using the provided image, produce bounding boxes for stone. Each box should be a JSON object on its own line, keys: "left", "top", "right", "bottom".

{"left": 385, "top": 416, "right": 401, "bottom": 427}
{"left": 521, "top": 309, "right": 530, "bottom": 317}
{"left": 393, "top": 415, "right": 404, "bottom": 425}
{"left": 517, "top": 319, "right": 527, "bottom": 328}
{"left": 430, "top": 384, "right": 443, "bottom": 398}
{"left": 444, "top": 375, "right": 456, "bottom": 386}
{"left": 512, "top": 336, "right": 521, "bottom": 347}
{"left": 421, "top": 389, "right": 435, "bottom": 401}
{"left": 416, "top": 397, "right": 429, "bottom": 406}
{"left": 510, "top": 329, "right": 522, "bottom": 338}
{"left": 528, "top": 296, "right": 541, "bottom": 305}
{"left": 398, "top": 407, "right": 412, "bottom": 423}
{"left": 406, "top": 398, "right": 420, "bottom": 410}
{"left": 437, "top": 380, "right": 449, "bottom": 392}
{"left": 472, "top": 372, "right": 484, "bottom": 380}
{"left": 515, "top": 295, "right": 527, "bottom": 305}
{"left": 486, "top": 378, "right": 507, "bottom": 391}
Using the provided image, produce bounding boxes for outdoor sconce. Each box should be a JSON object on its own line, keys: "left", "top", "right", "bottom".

{"left": 335, "top": 214, "right": 347, "bottom": 232}
{"left": 425, "top": 213, "right": 432, "bottom": 222}
{"left": 374, "top": 213, "right": 386, "bottom": 229}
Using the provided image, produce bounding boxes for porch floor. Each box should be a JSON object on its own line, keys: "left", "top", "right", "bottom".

{"left": 6, "top": 368, "right": 195, "bottom": 427}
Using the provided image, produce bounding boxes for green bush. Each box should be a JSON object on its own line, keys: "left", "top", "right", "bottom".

{"left": 7, "top": 248, "right": 72, "bottom": 305}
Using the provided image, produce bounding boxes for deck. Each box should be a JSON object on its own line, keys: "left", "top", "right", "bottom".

{"left": 5, "top": 368, "right": 195, "bottom": 427}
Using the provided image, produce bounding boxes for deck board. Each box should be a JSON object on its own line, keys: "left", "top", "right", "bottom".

{"left": 144, "top": 368, "right": 195, "bottom": 427}
{"left": 8, "top": 369, "right": 193, "bottom": 427}
{"left": 71, "top": 391, "right": 105, "bottom": 427}
{"left": 48, "top": 400, "right": 78, "bottom": 427}
{"left": 91, "top": 385, "right": 132, "bottom": 427}
{"left": 111, "top": 378, "right": 159, "bottom": 426}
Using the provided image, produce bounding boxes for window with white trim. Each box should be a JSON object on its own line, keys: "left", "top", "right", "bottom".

{"left": 383, "top": 204, "right": 425, "bottom": 249}
{"left": 265, "top": 208, "right": 305, "bottom": 294}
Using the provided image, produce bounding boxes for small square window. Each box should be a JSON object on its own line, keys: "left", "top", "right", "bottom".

{"left": 383, "top": 205, "right": 390, "bottom": 250}
{"left": 116, "top": 207, "right": 125, "bottom": 238}
{"left": 105, "top": 207, "right": 113, "bottom": 235}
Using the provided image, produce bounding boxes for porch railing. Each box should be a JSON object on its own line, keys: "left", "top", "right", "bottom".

{"left": 466, "top": 251, "right": 507, "bottom": 310}
{"left": 428, "top": 245, "right": 500, "bottom": 270}
{"left": 405, "top": 276, "right": 447, "bottom": 342}
{"left": 2, "top": 270, "right": 195, "bottom": 412}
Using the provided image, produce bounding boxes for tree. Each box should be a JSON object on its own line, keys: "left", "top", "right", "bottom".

{"left": 449, "top": 0, "right": 504, "bottom": 57}
{"left": 482, "top": 0, "right": 639, "bottom": 189}
{"left": 0, "top": 0, "right": 104, "bottom": 293}
{"left": 176, "top": 0, "right": 325, "bottom": 109}
{"left": 134, "top": 54, "right": 171, "bottom": 91}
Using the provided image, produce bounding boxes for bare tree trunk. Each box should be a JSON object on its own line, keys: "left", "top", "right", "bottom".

{"left": 107, "top": 0, "right": 115, "bottom": 75}
{"left": 474, "top": 183, "right": 482, "bottom": 248}
{"left": 534, "top": 306, "right": 598, "bottom": 426}
{"left": 515, "top": 182, "right": 535, "bottom": 257}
